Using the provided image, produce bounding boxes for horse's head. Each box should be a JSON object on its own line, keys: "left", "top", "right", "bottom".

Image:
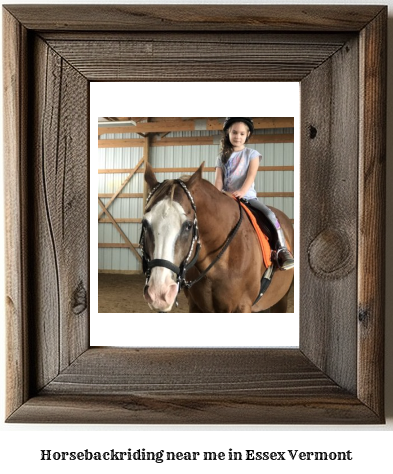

{"left": 141, "top": 163, "right": 203, "bottom": 312}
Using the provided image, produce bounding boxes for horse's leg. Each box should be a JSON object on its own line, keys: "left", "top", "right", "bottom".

{"left": 185, "top": 293, "right": 204, "bottom": 312}
{"left": 234, "top": 302, "right": 253, "bottom": 313}
{"left": 269, "top": 293, "right": 288, "bottom": 313}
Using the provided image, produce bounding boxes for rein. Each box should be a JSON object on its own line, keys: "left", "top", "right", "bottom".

{"left": 183, "top": 198, "right": 243, "bottom": 290}
{"left": 140, "top": 180, "right": 243, "bottom": 297}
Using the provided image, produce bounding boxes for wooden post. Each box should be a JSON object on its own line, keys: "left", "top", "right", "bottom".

{"left": 142, "top": 118, "right": 150, "bottom": 209}
{"left": 141, "top": 119, "right": 150, "bottom": 272}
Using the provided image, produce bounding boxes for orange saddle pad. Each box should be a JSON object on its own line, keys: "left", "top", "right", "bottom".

{"left": 237, "top": 199, "right": 272, "bottom": 268}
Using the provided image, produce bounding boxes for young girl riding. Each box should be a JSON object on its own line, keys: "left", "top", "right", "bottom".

{"left": 215, "top": 117, "right": 294, "bottom": 270}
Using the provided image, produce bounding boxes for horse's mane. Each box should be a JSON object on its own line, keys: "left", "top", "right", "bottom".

{"left": 170, "top": 176, "right": 190, "bottom": 204}
{"left": 170, "top": 182, "right": 176, "bottom": 203}
{"left": 170, "top": 174, "right": 191, "bottom": 203}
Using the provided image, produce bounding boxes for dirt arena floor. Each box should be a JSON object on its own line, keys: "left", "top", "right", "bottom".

{"left": 98, "top": 273, "right": 294, "bottom": 313}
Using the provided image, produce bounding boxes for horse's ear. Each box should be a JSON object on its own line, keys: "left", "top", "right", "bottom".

{"left": 144, "top": 162, "right": 159, "bottom": 190}
{"left": 187, "top": 162, "right": 204, "bottom": 189}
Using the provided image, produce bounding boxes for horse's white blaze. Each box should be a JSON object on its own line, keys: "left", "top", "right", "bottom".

{"left": 144, "top": 198, "right": 187, "bottom": 311}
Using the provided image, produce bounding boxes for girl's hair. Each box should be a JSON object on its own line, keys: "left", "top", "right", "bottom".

{"left": 219, "top": 122, "right": 250, "bottom": 164}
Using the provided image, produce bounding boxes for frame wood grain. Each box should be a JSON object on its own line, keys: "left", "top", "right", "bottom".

{"left": 3, "top": 5, "right": 386, "bottom": 424}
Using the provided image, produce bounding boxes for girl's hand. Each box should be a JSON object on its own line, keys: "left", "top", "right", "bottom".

{"left": 233, "top": 189, "right": 246, "bottom": 199}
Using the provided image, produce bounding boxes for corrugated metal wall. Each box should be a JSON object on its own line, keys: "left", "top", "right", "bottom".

{"left": 98, "top": 128, "right": 294, "bottom": 272}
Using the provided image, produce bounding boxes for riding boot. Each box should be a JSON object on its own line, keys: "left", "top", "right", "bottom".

{"left": 246, "top": 198, "right": 294, "bottom": 271}
{"left": 276, "top": 228, "right": 294, "bottom": 271}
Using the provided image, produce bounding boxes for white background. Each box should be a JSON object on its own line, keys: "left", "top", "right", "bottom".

{"left": 91, "top": 82, "right": 300, "bottom": 347}
{"left": 1, "top": 1, "right": 392, "bottom": 473}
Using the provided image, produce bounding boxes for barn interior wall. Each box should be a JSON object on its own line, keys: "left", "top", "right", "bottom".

{"left": 98, "top": 127, "right": 294, "bottom": 272}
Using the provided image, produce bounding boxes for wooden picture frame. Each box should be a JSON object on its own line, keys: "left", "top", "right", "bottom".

{"left": 4, "top": 5, "right": 386, "bottom": 424}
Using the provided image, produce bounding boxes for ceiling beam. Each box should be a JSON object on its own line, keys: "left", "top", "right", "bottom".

{"left": 98, "top": 133, "right": 294, "bottom": 148}
{"left": 98, "top": 117, "right": 294, "bottom": 136}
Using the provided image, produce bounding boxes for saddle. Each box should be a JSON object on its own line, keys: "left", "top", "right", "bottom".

{"left": 238, "top": 200, "right": 272, "bottom": 268}
{"left": 242, "top": 200, "right": 277, "bottom": 243}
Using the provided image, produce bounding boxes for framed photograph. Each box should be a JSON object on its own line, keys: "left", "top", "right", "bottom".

{"left": 4, "top": 5, "right": 386, "bottom": 424}
{"left": 93, "top": 84, "right": 299, "bottom": 347}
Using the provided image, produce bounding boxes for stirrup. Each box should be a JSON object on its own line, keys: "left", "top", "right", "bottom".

{"left": 276, "top": 248, "right": 294, "bottom": 271}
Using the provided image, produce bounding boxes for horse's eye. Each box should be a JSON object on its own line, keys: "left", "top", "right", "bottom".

{"left": 183, "top": 221, "right": 193, "bottom": 232}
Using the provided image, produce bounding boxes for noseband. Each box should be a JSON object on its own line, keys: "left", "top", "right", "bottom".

{"left": 139, "top": 179, "right": 202, "bottom": 294}
{"left": 140, "top": 179, "right": 243, "bottom": 303}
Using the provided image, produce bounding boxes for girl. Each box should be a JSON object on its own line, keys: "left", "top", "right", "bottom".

{"left": 215, "top": 117, "right": 294, "bottom": 270}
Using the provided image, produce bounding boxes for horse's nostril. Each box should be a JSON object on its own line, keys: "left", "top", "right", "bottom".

{"left": 143, "top": 285, "right": 153, "bottom": 303}
{"left": 164, "top": 283, "right": 178, "bottom": 305}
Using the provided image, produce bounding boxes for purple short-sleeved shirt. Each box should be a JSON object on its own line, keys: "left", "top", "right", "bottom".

{"left": 216, "top": 147, "right": 262, "bottom": 200}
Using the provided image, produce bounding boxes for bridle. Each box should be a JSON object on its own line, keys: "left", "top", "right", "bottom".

{"left": 140, "top": 179, "right": 243, "bottom": 299}
{"left": 139, "top": 179, "right": 202, "bottom": 295}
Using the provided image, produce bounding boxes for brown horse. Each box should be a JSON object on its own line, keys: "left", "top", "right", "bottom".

{"left": 141, "top": 163, "right": 294, "bottom": 313}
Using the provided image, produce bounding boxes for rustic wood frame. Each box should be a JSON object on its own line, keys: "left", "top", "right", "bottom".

{"left": 4, "top": 5, "right": 386, "bottom": 424}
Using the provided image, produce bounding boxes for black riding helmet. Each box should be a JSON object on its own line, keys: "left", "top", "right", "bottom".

{"left": 223, "top": 117, "right": 254, "bottom": 135}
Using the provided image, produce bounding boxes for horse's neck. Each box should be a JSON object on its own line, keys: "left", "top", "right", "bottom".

{"left": 193, "top": 182, "right": 239, "bottom": 245}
